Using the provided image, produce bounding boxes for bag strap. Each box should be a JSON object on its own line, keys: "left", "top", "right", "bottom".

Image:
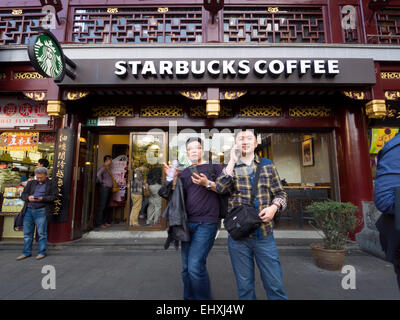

{"left": 208, "top": 163, "right": 217, "bottom": 181}
{"left": 249, "top": 160, "right": 263, "bottom": 207}
{"left": 104, "top": 166, "right": 118, "bottom": 188}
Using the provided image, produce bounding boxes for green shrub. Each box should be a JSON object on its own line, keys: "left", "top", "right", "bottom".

{"left": 305, "top": 200, "right": 359, "bottom": 250}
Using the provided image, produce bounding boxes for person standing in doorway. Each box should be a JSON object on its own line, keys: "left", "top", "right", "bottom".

{"left": 95, "top": 155, "right": 115, "bottom": 229}
{"left": 216, "top": 128, "right": 288, "bottom": 300}
{"left": 161, "top": 137, "right": 223, "bottom": 300}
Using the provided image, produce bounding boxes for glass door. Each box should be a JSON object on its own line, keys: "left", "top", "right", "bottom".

{"left": 126, "top": 131, "right": 167, "bottom": 230}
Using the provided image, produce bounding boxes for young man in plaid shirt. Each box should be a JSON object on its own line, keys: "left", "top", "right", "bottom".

{"left": 216, "top": 129, "right": 288, "bottom": 300}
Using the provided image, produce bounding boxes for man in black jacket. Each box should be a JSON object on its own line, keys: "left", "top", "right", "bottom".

{"left": 160, "top": 137, "right": 223, "bottom": 300}
{"left": 17, "top": 167, "right": 58, "bottom": 261}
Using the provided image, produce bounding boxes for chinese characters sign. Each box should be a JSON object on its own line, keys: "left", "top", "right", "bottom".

{"left": 52, "top": 128, "right": 75, "bottom": 222}
{"left": 0, "top": 102, "right": 50, "bottom": 128}
{"left": 0, "top": 131, "right": 39, "bottom": 151}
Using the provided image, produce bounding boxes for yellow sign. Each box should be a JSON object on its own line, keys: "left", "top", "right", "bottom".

{"left": 370, "top": 128, "right": 399, "bottom": 154}
{"left": 0, "top": 132, "right": 39, "bottom": 151}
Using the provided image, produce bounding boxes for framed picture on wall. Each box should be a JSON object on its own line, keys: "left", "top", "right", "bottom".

{"left": 302, "top": 137, "right": 314, "bottom": 166}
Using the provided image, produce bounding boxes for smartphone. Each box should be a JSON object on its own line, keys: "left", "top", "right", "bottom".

{"left": 233, "top": 145, "right": 241, "bottom": 159}
{"left": 34, "top": 196, "right": 39, "bottom": 200}
{"left": 189, "top": 166, "right": 199, "bottom": 176}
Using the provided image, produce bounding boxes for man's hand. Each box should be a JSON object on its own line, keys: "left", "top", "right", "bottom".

{"left": 230, "top": 144, "right": 239, "bottom": 164}
{"left": 259, "top": 205, "right": 278, "bottom": 223}
{"left": 162, "top": 162, "right": 178, "bottom": 181}
{"left": 28, "top": 196, "right": 37, "bottom": 202}
{"left": 191, "top": 173, "right": 209, "bottom": 187}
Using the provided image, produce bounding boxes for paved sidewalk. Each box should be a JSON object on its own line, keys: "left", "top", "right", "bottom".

{"left": 0, "top": 241, "right": 398, "bottom": 300}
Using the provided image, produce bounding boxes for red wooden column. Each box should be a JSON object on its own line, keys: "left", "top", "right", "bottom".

{"left": 335, "top": 104, "right": 374, "bottom": 239}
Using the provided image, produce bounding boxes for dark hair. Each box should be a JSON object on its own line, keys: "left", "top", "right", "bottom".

{"left": 185, "top": 137, "right": 204, "bottom": 149}
{"left": 11, "top": 167, "right": 19, "bottom": 172}
{"left": 38, "top": 158, "right": 49, "bottom": 168}
{"left": 147, "top": 167, "right": 162, "bottom": 185}
{"left": 104, "top": 155, "right": 112, "bottom": 163}
{"left": 234, "top": 127, "right": 258, "bottom": 140}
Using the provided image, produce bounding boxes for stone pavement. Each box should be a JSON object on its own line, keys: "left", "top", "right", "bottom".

{"left": 0, "top": 237, "right": 398, "bottom": 300}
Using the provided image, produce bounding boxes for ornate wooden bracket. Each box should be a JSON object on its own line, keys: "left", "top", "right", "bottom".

{"left": 365, "top": 99, "right": 387, "bottom": 118}
{"left": 64, "top": 91, "right": 90, "bottom": 101}
{"left": 23, "top": 91, "right": 47, "bottom": 101}
{"left": 342, "top": 90, "right": 366, "bottom": 100}
{"left": 385, "top": 90, "right": 400, "bottom": 101}
{"left": 47, "top": 100, "right": 66, "bottom": 117}
{"left": 179, "top": 91, "right": 205, "bottom": 100}
{"left": 180, "top": 89, "right": 246, "bottom": 118}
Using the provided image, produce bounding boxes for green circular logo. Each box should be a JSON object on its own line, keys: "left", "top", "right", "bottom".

{"left": 33, "top": 35, "right": 64, "bottom": 78}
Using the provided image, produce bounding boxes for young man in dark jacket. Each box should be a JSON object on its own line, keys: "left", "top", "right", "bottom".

{"left": 17, "top": 167, "right": 58, "bottom": 261}
{"left": 161, "top": 137, "right": 222, "bottom": 300}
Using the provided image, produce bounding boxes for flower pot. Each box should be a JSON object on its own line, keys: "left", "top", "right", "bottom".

{"left": 310, "top": 242, "right": 346, "bottom": 271}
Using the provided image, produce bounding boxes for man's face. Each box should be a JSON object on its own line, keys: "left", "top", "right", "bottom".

{"left": 186, "top": 141, "right": 203, "bottom": 164}
{"left": 104, "top": 159, "right": 112, "bottom": 166}
{"left": 236, "top": 130, "right": 258, "bottom": 156}
{"left": 37, "top": 162, "right": 43, "bottom": 168}
{"left": 36, "top": 173, "right": 47, "bottom": 183}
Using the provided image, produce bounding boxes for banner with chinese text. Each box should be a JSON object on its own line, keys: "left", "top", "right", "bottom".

{"left": 52, "top": 128, "right": 75, "bottom": 223}
{"left": 0, "top": 131, "right": 39, "bottom": 151}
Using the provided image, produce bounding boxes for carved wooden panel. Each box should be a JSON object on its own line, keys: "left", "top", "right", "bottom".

{"left": 374, "top": 8, "right": 400, "bottom": 44}
{"left": 223, "top": 6, "right": 325, "bottom": 43}
{"left": 190, "top": 105, "right": 232, "bottom": 117}
{"left": 239, "top": 106, "right": 282, "bottom": 117}
{"left": 340, "top": 5, "right": 361, "bottom": 43}
{"left": 92, "top": 106, "right": 134, "bottom": 117}
{"left": 289, "top": 106, "right": 331, "bottom": 117}
{"left": 0, "top": 9, "right": 44, "bottom": 45}
{"left": 140, "top": 106, "right": 183, "bottom": 117}
{"left": 71, "top": 6, "right": 203, "bottom": 44}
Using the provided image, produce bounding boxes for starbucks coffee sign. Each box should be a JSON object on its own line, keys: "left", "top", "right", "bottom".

{"left": 28, "top": 28, "right": 76, "bottom": 82}
{"left": 115, "top": 59, "right": 341, "bottom": 78}
{"left": 59, "top": 57, "right": 375, "bottom": 86}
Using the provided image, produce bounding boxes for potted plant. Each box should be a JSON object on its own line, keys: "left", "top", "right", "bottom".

{"left": 305, "top": 200, "right": 359, "bottom": 271}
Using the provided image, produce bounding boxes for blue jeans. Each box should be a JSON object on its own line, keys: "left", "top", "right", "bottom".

{"left": 228, "top": 232, "right": 288, "bottom": 300}
{"left": 181, "top": 222, "right": 219, "bottom": 300}
{"left": 22, "top": 207, "right": 47, "bottom": 256}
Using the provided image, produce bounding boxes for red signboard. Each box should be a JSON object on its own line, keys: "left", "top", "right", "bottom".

{"left": 0, "top": 102, "right": 50, "bottom": 128}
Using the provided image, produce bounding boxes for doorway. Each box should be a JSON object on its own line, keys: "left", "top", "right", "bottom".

{"left": 78, "top": 130, "right": 168, "bottom": 232}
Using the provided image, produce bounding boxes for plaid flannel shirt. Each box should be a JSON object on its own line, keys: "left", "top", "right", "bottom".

{"left": 215, "top": 155, "right": 288, "bottom": 237}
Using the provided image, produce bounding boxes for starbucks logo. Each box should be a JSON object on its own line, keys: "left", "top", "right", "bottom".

{"left": 33, "top": 35, "right": 63, "bottom": 78}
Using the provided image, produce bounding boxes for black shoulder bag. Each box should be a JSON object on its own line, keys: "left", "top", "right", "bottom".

{"left": 223, "top": 162, "right": 263, "bottom": 240}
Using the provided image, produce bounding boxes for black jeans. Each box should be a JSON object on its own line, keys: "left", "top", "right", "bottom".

{"left": 95, "top": 185, "right": 112, "bottom": 227}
